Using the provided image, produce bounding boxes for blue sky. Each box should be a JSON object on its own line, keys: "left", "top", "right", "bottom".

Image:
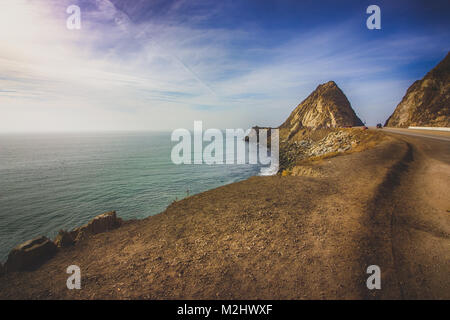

{"left": 0, "top": 0, "right": 449, "bottom": 131}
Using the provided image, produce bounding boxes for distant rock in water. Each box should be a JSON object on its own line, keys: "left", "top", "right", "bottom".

{"left": 244, "top": 126, "right": 274, "bottom": 143}
{"left": 385, "top": 52, "right": 450, "bottom": 128}
{"left": 280, "top": 81, "right": 363, "bottom": 139}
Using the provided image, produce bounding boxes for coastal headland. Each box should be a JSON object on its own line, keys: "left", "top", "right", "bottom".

{"left": 1, "top": 129, "right": 448, "bottom": 299}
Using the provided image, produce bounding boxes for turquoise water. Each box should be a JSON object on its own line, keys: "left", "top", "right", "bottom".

{"left": 0, "top": 132, "right": 263, "bottom": 262}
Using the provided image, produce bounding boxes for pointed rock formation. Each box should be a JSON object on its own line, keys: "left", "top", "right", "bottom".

{"left": 280, "top": 81, "right": 363, "bottom": 138}
{"left": 385, "top": 52, "right": 450, "bottom": 128}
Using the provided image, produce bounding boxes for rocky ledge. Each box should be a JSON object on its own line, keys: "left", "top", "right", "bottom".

{"left": 280, "top": 130, "right": 357, "bottom": 167}
{"left": 1, "top": 211, "right": 122, "bottom": 274}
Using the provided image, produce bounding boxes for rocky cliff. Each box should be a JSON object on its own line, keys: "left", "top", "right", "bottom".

{"left": 280, "top": 81, "right": 364, "bottom": 139}
{"left": 385, "top": 52, "right": 450, "bottom": 128}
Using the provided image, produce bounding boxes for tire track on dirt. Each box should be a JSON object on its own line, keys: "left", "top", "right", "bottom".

{"left": 362, "top": 140, "right": 414, "bottom": 299}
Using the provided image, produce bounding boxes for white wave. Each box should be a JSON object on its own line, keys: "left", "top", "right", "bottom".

{"left": 259, "top": 164, "right": 279, "bottom": 176}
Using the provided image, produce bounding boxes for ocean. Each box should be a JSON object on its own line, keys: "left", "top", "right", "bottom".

{"left": 0, "top": 132, "right": 266, "bottom": 262}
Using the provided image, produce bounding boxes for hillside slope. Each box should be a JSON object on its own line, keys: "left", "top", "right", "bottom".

{"left": 385, "top": 52, "right": 450, "bottom": 127}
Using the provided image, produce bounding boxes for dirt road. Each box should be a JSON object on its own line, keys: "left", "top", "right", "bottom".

{"left": 373, "top": 128, "right": 450, "bottom": 299}
{"left": 0, "top": 131, "right": 448, "bottom": 299}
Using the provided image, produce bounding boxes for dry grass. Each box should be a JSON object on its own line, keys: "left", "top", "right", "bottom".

{"left": 350, "top": 130, "right": 389, "bottom": 153}
{"left": 282, "top": 165, "right": 323, "bottom": 177}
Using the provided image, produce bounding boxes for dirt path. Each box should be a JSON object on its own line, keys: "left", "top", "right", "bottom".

{"left": 0, "top": 133, "right": 448, "bottom": 299}
{"left": 378, "top": 132, "right": 450, "bottom": 299}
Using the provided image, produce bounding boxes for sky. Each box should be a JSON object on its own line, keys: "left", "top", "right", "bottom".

{"left": 0, "top": 0, "right": 449, "bottom": 132}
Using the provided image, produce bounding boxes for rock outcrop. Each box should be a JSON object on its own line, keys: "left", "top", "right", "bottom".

{"left": 2, "top": 211, "right": 123, "bottom": 273}
{"left": 306, "top": 131, "right": 355, "bottom": 156}
{"left": 54, "top": 230, "right": 75, "bottom": 248}
{"left": 279, "top": 129, "right": 363, "bottom": 171}
{"left": 244, "top": 126, "right": 274, "bottom": 143}
{"left": 385, "top": 52, "right": 450, "bottom": 127}
{"left": 280, "top": 81, "right": 364, "bottom": 138}
{"left": 69, "top": 211, "right": 122, "bottom": 242}
{"left": 4, "top": 236, "right": 57, "bottom": 272}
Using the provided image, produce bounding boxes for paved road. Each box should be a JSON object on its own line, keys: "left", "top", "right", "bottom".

{"left": 377, "top": 128, "right": 450, "bottom": 299}
{"left": 378, "top": 127, "right": 450, "bottom": 142}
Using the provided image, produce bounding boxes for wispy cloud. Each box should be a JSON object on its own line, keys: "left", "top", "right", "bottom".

{"left": 0, "top": 0, "right": 448, "bottom": 132}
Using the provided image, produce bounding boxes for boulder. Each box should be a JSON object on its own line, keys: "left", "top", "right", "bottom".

{"left": 5, "top": 236, "right": 57, "bottom": 272}
{"left": 0, "top": 262, "right": 4, "bottom": 276}
{"left": 54, "top": 230, "right": 75, "bottom": 248}
{"left": 72, "top": 211, "right": 122, "bottom": 242}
